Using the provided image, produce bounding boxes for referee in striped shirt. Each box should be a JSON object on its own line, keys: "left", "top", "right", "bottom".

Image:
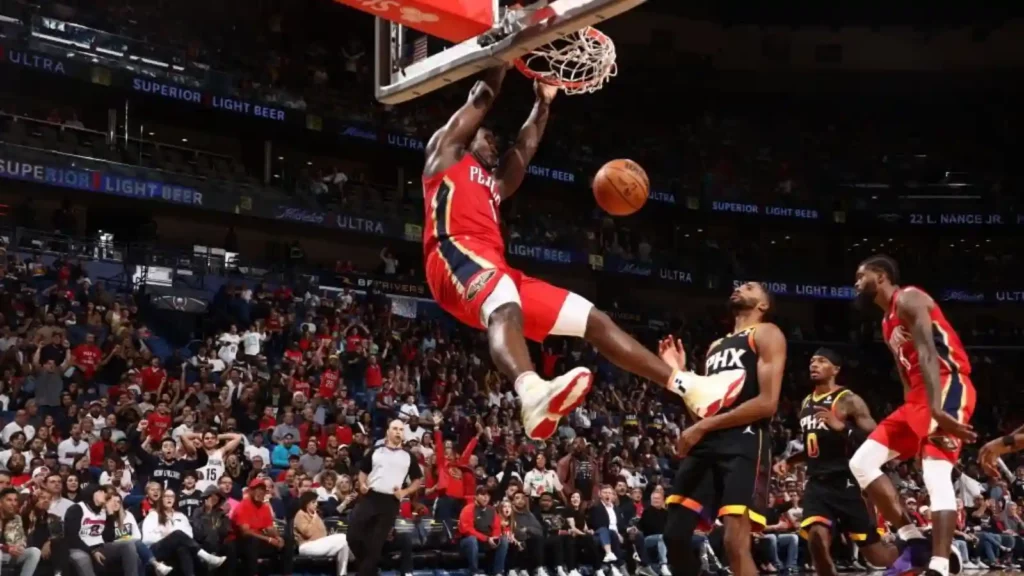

{"left": 350, "top": 419, "right": 424, "bottom": 576}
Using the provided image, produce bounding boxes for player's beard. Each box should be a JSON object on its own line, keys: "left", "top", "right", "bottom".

{"left": 728, "top": 296, "right": 756, "bottom": 314}
{"left": 854, "top": 283, "right": 878, "bottom": 313}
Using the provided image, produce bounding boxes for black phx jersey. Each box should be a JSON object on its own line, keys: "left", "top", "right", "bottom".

{"left": 696, "top": 326, "right": 766, "bottom": 455}
{"left": 797, "top": 388, "right": 880, "bottom": 544}
{"left": 799, "top": 388, "right": 855, "bottom": 478}
{"left": 667, "top": 325, "right": 771, "bottom": 528}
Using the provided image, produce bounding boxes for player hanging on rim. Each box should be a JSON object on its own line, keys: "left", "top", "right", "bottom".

{"left": 421, "top": 65, "right": 740, "bottom": 439}
{"left": 776, "top": 348, "right": 898, "bottom": 576}
{"left": 660, "top": 282, "right": 785, "bottom": 576}
{"left": 851, "top": 255, "right": 977, "bottom": 576}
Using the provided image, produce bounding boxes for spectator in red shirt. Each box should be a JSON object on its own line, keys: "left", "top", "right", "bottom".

{"left": 231, "top": 479, "right": 292, "bottom": 575}
{"left": 457, "top": 487, "right": 507, "bottom": 575}
{"left": 432, "top": 413, "right": 480, "bottom": 523}
{"left": 140, "top": 357, "right": 167, "bottom": 394}
{"left": 364, "top": 355, "right": 382, "bottom": 390}
{"left": 145, "top": 401, "right": 173, "bottom": 442}
{"left": 320, "top": 358, "right": 341, "bottom": 399}
{"left": 72, "top": 333, "right": 102, "bottom": 382}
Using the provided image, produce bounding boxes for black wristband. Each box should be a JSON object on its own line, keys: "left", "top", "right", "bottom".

{"left": 1002, "top": 435, "right": 1016, "bottom": 447}
{"left": 846, "top": 426, "right": 869, "bottom": 446}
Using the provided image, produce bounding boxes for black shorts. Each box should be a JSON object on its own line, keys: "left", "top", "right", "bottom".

{"left": 666, "top": 426, "right": 771, "bottom": 528}
{"left": 800, "top": 473, "right": 880, "bottom": 545}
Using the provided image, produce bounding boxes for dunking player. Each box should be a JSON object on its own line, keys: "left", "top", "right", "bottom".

{"left": 422, "top": 65, "right": 736, "bottom": 440}
{"left": 777, "top": 349, "right": 898, "bottom": 576}
{"left": 659, "top": 282, "right": 786, "bottom": 576}
{"left": 851, "top": 255, "right": 977, "bottom": 576}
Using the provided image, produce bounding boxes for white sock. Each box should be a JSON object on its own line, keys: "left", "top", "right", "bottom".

{"left": 897, "top": 524, "right": 925, "bottom": 541}
{"left": 514, "top": 371, "right": 539, "bottom": 396}
{"left": 928, "top": 556, "right": 950, "bottom": 576}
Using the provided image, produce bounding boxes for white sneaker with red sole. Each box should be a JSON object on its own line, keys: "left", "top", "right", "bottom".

{"left": 519, "top": 367, "right": 593, "bottom": 439}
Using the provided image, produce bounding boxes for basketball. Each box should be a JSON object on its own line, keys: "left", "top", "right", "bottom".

{"left": 592, "top": 159, "right": 650, "bottom": 216}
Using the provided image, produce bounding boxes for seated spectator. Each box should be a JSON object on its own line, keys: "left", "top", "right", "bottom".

{"left": 294, "top": 491, "right": 351, "bottom": 575}
{"left": 190, "top": 485, "right": 233, "bottom": 560}
{"left": 588, "top": 485, "right": 627, "bottom": 576}
{"left": 140, "top": 488, "right": 227, "bottom": 574}
{"left": 637, "top": 490, "right": 669, "bottom": 576}
{"left": 758, "top": 493, "right": 799, "bottom": 575}
{"left": 510, "top": 490, "right": 548, "bottom": 575}
{"left": 536, "top": 491, "right": 574, "bottom": 576}
{"left": 43, "top": 472, "right": 73, "bottom": 518}
{"left": 130, "top": 481, "right": 162, "bottom": 522}
{"left": 65, "top": 485, "right": 141, "bottom": 576}
{"left": 273, "top": 434, "right": 301, "bottom": 468}
{"left": 21, "top": 488, "right": 68, "bottom": 575}
{"left": 103, "top": 491, "right": 172, "bottom": 575}
{"left": 231, "top": 478, "right": 293, "bottom": 575}
{"left": 458, "top": 486, "right": 508, "bottom": 576}
{"left": 0, "top": 487, "right": 42, "bottom": 576}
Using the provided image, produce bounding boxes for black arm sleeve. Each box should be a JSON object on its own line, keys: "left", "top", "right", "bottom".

{"left": 407, "top": 451, "right": 423, "bottom": 481}
{"left": 176, "top": 449, "right": 209, "bottom": 472}
{"left": 846, "top": 426, "right": 869, "bottom": 447}
{"left": 64, "top": 506, "right": 89, "bottom": 553}
{"left": 131, "top": 432, "right": 159, "bottom": 472}
{"left": 359, "top": 449, "right": 374, "bottom": 475}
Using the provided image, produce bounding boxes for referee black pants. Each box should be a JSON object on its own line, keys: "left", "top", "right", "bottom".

{"left": 349, "top": 491, "right": 401, "bottom": 576}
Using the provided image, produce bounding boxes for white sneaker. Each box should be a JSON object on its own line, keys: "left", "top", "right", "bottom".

{"left": 557, "top": 567, "right": 569, "bottom": 576}
{"left": 602, "top": 551, "right": 618, "bottom": 564}
{"left": 153, "top": 562, "right": 174, "bottom": 575}
{"left": 595, "top": 570, "right": 607, "bottom": 576}
{"left": 569, "top": 569, "right": 583, "bottom": 576}
{"left": 537, "top": 568, "right": 551, "bottom": 576}
{"left": 660, "top": 565, "right": 672, "bottom": 576}
{"left": 197, "top": 549, "right": 226, "bottom": 568}
{"left": 519, "top": 368, "right": 593, "bottom": 440}
{"left": 610, "top": 566, "right": 624, "bottom": 576}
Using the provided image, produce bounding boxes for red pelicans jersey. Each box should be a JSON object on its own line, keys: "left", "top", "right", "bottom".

{"left": 422, "top": 154, "right": 504, "bottom": 260}
{"left": 881, "top": 286, "right": 972, "bottom": 405}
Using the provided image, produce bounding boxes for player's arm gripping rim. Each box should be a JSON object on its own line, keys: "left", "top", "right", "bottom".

{"left": 494, "top": 81, "right": 558, "bottom": 200}
{"left": 677, "top": 323, "right": 786, "bottom": 456}
{"left": 424, "top": 65, "right": 509, "bottom": 172}
{"left": 895, "top": 289, "right": 976, "bottom": 442}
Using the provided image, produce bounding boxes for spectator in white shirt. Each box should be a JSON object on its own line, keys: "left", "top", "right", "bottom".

{"left": 522, "top": 453, "right": 564, "bottom": 501}
{"left": 217, "top": 327, "right": 241, "bottom": 364}
{"left": 245, "top": 433, "right": 271, "bottom": 467}
{"left": 398, "top": 395, "right": 419, "bottom": 422}
{"left": 57, "top": 422, "right": 90, "bottom": 467}
{"left": 1, "top": 410, "right": 35, "bottom": 444}
{"left": 0, "top": 431, "right": 28, "bottom": 469}
{"left": 240, "top": 328, "right": 265, "bottom": 359}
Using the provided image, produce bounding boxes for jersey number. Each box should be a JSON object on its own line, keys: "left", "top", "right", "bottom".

{"left": 807, "top": 433, "right": 819, "bottom": 458}
{"left": 205, "top": 468, "right": 220, "bottom": 481}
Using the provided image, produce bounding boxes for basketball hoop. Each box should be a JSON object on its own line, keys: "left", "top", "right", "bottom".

{"left": 514, "top": 26, "right": 617, "bottom": 95}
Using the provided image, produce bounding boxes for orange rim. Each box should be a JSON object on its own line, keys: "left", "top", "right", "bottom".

{"left": 513, "top": 27, "right": 611, "bottom": 90}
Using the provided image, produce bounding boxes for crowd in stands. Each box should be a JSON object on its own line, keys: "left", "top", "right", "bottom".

{"left": 0, "top": 226, "right": 1014, "bottom": 576}
{"left": 2, "top": 2, "right": 1024, "bottom": 574}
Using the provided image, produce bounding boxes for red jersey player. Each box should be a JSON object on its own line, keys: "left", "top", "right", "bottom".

{"left": 422, "top": 65, "right": 736, "bottom": 440}
{"left": 851, "top": 255, "right": 977, "bottom": 576}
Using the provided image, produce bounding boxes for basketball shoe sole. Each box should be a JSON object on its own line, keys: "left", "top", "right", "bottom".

{"left": 521, "top": 366, "right": 593, "bottom": 440}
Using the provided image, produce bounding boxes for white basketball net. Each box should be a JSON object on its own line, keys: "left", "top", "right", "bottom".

{"left": 516, "top": 27, "right": 617, "bottom": 95}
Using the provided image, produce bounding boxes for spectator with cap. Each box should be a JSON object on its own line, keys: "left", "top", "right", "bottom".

{"left": 273, "top": 433, "right": 301, "bottom": 468}
{"left": 458, "top": 485, "right": 508, "bottom": 576}
{"left": 190, "top": 484, "right": 233, "bottom": 560}
{"left": 231, "top": 476, "right": 292, "bottom": 575}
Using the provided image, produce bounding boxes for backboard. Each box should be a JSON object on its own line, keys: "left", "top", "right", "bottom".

{"left": 365, "top": 0, "right": 645, "bottom": 104}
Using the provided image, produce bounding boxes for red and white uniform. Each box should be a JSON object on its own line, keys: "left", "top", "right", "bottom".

{"left": 422, "top": 154, "right": 572, "bottom": 341}
{"left": 871, "top": 286, "right": 975, "bottom": 463}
